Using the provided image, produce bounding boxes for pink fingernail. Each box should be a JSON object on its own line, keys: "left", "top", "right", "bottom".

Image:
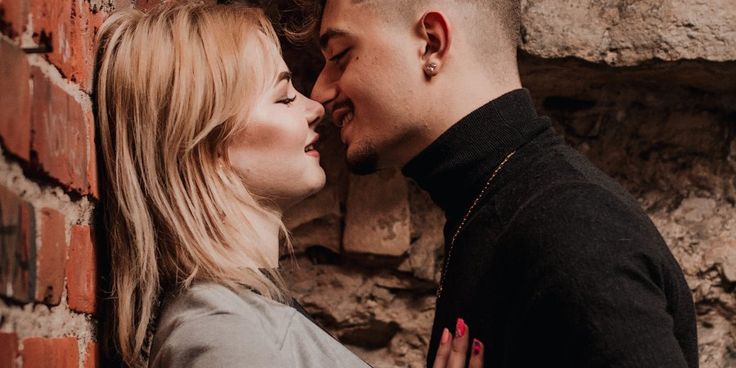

{"left": 472, "top": 339, "right": 483, "bottom": 355}
{"left": 441, "top": 328, "right": 450, "bottom": 344}
{"left": 456, "top": 318, "right": 466, "bottom": 338}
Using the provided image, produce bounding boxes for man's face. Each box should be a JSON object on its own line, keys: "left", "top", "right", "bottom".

{"left": 311, "top": 0, "right": 426, "bottom": 174}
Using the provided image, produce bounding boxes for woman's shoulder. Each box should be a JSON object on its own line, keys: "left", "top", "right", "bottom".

{"left": 170, "top": 281, "right": 292, "bottom": 316}
{"left": 159, "top": 281, "right": 296, "bottom": 331}
{"left": 148, "top": 282, "right": 296, "bottom": 367}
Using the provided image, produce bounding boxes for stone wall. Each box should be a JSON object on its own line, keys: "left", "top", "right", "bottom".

{"left": 281, "top": 1, "right": 736, "bottom": 367}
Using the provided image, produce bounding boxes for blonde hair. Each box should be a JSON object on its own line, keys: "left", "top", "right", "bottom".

{"left": 94, "top": 2, "right": 291, "bottom": 366}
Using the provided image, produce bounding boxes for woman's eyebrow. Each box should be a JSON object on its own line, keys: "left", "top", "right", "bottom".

{"left": 274, "top": 71, "right": 292, "bottom": 87}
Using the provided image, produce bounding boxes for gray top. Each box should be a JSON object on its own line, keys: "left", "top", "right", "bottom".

{"left": 149, "top": 282, "right": 371, "bottom": 368}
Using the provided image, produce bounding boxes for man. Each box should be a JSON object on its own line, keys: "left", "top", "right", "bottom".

{"left": 308, "top": 0, "right": 698, "bottom": 367}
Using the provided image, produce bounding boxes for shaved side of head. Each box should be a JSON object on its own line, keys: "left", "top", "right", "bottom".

{"left": 317, "top": 0, "right": 522, "bottom": 58}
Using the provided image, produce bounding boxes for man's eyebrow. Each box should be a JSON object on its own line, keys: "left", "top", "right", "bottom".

{"left": 274, "top": 71, "right": 292, "bottom": 86}
{"left": 319, "top": 28, "right": 350, "bottom": 50}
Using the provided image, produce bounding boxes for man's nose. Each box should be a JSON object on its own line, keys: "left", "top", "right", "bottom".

{"left": 310, "top": 68, "right": 337, "bottom": 107}
{"left": 306, "top": 97, "right": 326, "bottom": 128}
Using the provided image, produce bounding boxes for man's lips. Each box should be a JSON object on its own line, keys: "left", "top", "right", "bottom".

{"left": 332, "top": 106, "right": 351, "bottom": 126}
{"left": 339, "top": 120, "right": 353, "bottom": 145}
{"left": 330, "top": 99, "right": 353, "bottom": 126}
{"left": 329, "top": 100, "right": 355, "bottom": 144}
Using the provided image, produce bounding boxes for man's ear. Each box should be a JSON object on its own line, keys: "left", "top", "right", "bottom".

{"left": 418, "top": 11, "right": 451, "bottom": 69}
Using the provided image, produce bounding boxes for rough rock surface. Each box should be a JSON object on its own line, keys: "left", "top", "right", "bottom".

{"left": 343, "top": 169, "right": 411, "bottom": 257}
{"left": 521, "top": 0, "right": 736, "bottom": 66}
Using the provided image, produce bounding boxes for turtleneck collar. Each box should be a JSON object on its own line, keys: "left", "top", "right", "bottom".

{"left": 402, "top": 89, "right": 549, "bottom": 221}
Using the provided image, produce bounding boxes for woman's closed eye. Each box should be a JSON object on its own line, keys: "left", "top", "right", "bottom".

{"left": 278, "top": 95, "right": 297, "bottom": 106}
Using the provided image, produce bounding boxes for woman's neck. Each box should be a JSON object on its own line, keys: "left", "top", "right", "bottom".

{"left": 244, "top": 206, "right": 281, "bottom": 269}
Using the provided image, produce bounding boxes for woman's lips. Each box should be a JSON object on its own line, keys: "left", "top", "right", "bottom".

{"left": 305, "top": 134, "right": 320, "bottom": 158}
{"left": 305, "top": 147, "right": 320, "bottom": 158}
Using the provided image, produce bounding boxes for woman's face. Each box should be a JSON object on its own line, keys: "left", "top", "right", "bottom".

{"left": 228, "top": 57, "right": 326, "bottom": 209}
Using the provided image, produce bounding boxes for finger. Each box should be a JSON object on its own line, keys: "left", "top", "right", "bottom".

{"left": 432, "top": 328, "right": 453, "bottom": 368}
{"left": 469, "top": 338, "right": 484, "bottom": 368}
{"left": 447, "top": 318, "right": 470, "bottom": 368}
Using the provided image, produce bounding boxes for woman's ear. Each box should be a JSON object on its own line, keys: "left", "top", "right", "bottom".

{"left": 418, "top": 10, "right": 451, "bottom": 78}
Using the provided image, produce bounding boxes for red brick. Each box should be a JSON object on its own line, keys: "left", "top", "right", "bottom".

{"left": 29, "top": 0, "right": 72, "bottom": 76}
{"left": 36, "top": 208, "right": 66, "bottom": 305}
{"left": 76, "top": 4, "right": 107, "bottom": 92}
{"left": 85, "top": 111, "right": 98, "bottom": 199}
{"left": 0, "top": 0, "right": 28, "bottom": 38}
{"left": 83, "top": 342, "right": 97, "bottom": 368}
{"left": 0, "top": 185, "right": 34, "bottom": 303}
{"left": 0, "top": 332, "right": 18, "bottom": 368}
{"left": 31, "top": 67, "right": 91, "bottom": 195}
{"left": 0, "top": 40, "right": 32, "bottom": 161}
{"left": 135, "top": 0, "right": 159, "bottom": 11}
{"left": 66, "top": 225, "right": 96, "bottom": 314}
{"left": 29, "top": 0, "right": 106, "bottom": 91}
{"left": 21, "top": 337, "right": 78, "bottom": 368}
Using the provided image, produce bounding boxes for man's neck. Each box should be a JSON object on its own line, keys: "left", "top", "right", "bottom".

{"left": 401, "top": 88, "right": 541, "bottom": 221}
{"left": 399, "top": 74, "right": 522, "bottom": 168}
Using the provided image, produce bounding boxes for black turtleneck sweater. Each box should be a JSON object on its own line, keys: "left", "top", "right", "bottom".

{"left": 403, "top": 89, "right": 698, "bottom": 368}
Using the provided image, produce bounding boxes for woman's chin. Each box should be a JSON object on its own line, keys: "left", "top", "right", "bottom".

{"left": 276, "top": 174, "right": 327, "bottom": 211}
{"left": 301, "top": 173, "right": 328, "bottom": 201}
{"left": 306, "top": 166, "right": 327, "bottom": 190}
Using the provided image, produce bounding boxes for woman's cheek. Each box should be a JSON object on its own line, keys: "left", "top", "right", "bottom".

{"left": 256, "top": 112, "right": 304, "bottom": 151}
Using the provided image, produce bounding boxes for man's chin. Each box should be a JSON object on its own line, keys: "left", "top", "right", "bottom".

{"left": 347, "top": 159, "right": 378, "bottom": 175}
{"left": 346, "top": 144, "right": 379, "bottom": 175}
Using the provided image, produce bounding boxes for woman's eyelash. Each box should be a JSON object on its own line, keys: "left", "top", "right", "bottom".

{"left": 329, "top": 48, "right": 350, "bottom": 63}
{"left": 279, "top": 95, "right": 297, "bottom": 105}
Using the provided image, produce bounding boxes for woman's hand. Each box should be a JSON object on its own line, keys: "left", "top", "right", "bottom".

{"left": 432, "top": 318, "right": 484, "bottom": 368}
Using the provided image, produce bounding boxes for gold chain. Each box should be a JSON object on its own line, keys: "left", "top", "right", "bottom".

{"left": 436, "top": 150, "right": 517, "bottom": 299}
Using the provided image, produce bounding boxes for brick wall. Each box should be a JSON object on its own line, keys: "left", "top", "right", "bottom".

{"left": 0, "top": 1, "right": 121, "bottom": 367}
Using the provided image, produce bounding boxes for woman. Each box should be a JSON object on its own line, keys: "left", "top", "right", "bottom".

{"left": 94, "top": 1, "right": 483, "bottom": 367}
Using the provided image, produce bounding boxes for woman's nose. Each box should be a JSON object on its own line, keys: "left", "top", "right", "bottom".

{"left": 306, "top": 96, "right": 325, "bottom": 128}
